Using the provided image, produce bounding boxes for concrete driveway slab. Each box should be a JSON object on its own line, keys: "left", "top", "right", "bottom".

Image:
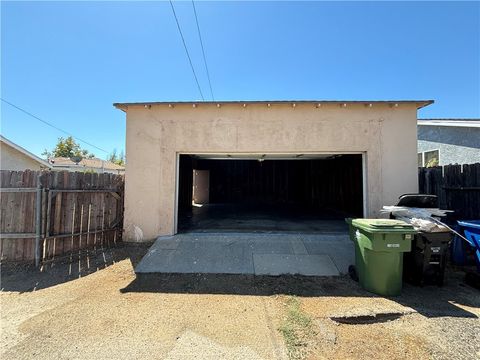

{"left": 135, "top": 233, "right": 352, "bottom": 276}
{"left": 253, "top": 254, "right": 340, "bottom": 276}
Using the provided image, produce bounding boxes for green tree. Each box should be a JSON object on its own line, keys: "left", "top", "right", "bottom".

{"left": 108, "top": 149, "right": 125, "bottom": 166}
{"left": 42, "top": 136, "right": 95, "bottom": 159}
{"left": 425, "top": 158, "right": 439, "bottom": 168}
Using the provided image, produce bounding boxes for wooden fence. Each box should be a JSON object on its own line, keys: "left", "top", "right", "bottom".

{"left": 0, "top": 170, "right": 124, "bottom": 265}
{"left": 419, "top": 163, "right": 480, "bottom": 220}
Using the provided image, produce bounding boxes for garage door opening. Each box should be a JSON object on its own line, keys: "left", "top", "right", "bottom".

{"left": 177, "top": 154, "right": 364, "bottom": 233}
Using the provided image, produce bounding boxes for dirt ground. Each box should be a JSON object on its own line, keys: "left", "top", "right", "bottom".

{"left": 1, "top": 244, "right": 479, "bottom": 360}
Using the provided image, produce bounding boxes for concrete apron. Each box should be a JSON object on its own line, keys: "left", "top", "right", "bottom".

{"left": 135, "top": 233, "right": 354, "bottom": 277}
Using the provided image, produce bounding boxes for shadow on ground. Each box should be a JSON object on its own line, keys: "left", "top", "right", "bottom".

{"left": 121, "top": 270, "right": 480, "bottom": 319}
{"left": 2, "top": 243, "right": 478, "bottom": 320}
{"left": 0, "top": 243, "right": 152, "bottom": 292}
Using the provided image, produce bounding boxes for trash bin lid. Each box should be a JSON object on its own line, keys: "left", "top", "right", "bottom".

{"left": 396, "top": 194, "right": 438, "bottom": 208}
{"left": 352, "top": 219, "right": 416, "bottom": 233}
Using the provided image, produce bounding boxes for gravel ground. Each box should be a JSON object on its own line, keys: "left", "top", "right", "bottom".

{"left": 1, "top": 243, "right": 479, "bottom": 360}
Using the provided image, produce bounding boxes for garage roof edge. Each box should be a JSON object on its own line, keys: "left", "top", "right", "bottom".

{"left": 113, "top": 100, "right": 434, "bottom": 111}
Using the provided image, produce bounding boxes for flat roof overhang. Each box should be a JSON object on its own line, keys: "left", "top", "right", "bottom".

{"left": 418, "top": 119, "right": 480, "bottom": 128}
{"left": 113, "top": 99, "right": 434, "bottom": 112}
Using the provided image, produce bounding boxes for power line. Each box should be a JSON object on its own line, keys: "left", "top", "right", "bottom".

{"left": 169, "top": 0, "right": 205, "bottom": 101}
{"left": 1, "top": 98, "right": 109, "bottom": 154}
{"left": 192, "top": 0, "right": 214, "bottom": 101}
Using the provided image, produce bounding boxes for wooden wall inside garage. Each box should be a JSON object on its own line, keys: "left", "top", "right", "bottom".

{"left": 178, "top": 155, "right": 194, "bottom": 210}
{"left": 179, "top": 155, "right": 363, "bottom": 217}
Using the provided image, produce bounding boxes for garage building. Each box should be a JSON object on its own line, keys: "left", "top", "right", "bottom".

{"left": 114, "top": 100, "right": 432, "bottom": 242}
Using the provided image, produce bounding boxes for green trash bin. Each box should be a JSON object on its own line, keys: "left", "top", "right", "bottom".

{"left": 346, "top": 219, "right": 416, "bottom": 296}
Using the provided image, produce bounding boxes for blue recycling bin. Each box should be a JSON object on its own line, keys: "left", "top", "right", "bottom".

{"left": 457, "top": 220, "right": 480, "bottom": 272}
{"left": 452, "top": 225, "right": 467, "bottom": 265}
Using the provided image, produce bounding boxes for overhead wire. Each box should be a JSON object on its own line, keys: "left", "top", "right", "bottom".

{"left": 169, "top": 0, "right": 205, "bottom": 101}
{"left": 191, "top": 0, "right": 215, "bottom": 101}
{"left": 1, "top": 98, "right": 109, "bottom": 154}
{"left": 2, "top": 2, "right": 215, "bottom": 156}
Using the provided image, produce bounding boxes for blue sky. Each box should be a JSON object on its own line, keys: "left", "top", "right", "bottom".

{"left": 1, "top": 1, "right": 479, "bottom": 159}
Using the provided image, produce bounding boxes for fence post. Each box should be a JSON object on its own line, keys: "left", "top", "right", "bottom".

{"left": 35, "top": 177, "right": 42, "bottom": 267}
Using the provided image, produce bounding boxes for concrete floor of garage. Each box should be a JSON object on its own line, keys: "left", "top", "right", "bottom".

{"left": 135, "top": 232, "right": 353, "bottom": 277}
{"left": 178, "top": 203, "right": 351, "bottom": 233}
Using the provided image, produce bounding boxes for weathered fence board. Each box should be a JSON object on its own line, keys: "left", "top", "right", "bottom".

{"left": 419, "top": 163, "right": 480, "bottom": 220}
{"left": 0, "top": 171, "right": 38, "bottom": 262}
{"left": 0, "top": 170, "right": 124, "bottom": 264}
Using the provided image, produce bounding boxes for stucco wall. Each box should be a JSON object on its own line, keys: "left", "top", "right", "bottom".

{"left": 0, "top": 142, "right": 43, "bottom": 171}
{"left": 122, "top": 103, "right": 419, "bottom": 241}
{"left": 418, "top": 125, "right": 480, "bottom": 165}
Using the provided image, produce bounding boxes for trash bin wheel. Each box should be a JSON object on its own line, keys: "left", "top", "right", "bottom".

{"left": 348, "top": 265, "right": 359, "bottom": 282}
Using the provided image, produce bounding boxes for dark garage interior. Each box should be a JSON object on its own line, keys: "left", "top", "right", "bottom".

{"left": 177, "top": 154, "right": 363, "bottom": 233}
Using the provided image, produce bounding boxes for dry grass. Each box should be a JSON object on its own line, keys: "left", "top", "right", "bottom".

{"left": 278, "top": 296, "right": 316, "bottom": 360}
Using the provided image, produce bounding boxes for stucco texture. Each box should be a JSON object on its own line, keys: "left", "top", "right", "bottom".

{"left": 0, "top": 142, "right": 44, "bottom": 171}
{"left": 418, "top": 125, "right": 480, "bottom": 165}
{"left": 120, "top": 102, "right": 420, "bottom": 241}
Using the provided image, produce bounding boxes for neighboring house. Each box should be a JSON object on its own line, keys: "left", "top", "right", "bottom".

{"left": 115, "top": 100, "right": 432, "bottom": 241}
{"left": 49, "top": 157, "right": 125, "bottom": 175}
{"left": 417, "top": 119, "right": 480, "bottom": 166}
{"left": 0, "top": 135, "right": 52, "bottom": 171}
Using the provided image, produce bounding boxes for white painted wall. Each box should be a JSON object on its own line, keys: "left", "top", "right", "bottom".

{"left": 0, "top": 142, "right": 44, "bottom": 171}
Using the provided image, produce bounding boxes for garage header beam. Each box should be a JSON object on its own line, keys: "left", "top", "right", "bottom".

{"left": 188, "top": 153, "right": 345, "bottom": 160}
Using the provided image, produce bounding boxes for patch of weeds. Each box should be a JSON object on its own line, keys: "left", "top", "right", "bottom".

{"left": 278, "top": 296, "right": 316, "bottom": 360}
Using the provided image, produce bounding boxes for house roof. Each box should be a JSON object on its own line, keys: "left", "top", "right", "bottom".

{"left": 114, "top": 100, "right": 434, "bottom": 111}
{"left": 418, "top": 119, "right": 480, "bottom": 128}
{"left": 0, "top": 135, "right": 52, "bottom": 168}
{"left": 49, "top": 157, "right": 125, "bottom": 171}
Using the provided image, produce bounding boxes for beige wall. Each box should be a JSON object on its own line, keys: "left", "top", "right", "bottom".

{"left": 122, "top": 103, "right": 419, "bottom": 242}
{"left": 0, "top": 142, "right": 44, "bottom": 171}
